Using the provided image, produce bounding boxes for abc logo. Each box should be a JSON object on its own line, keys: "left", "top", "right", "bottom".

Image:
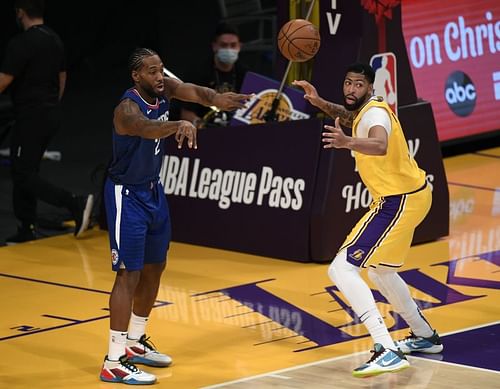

{"left": 444, "top": 71, "right": 476, "bottom": 117}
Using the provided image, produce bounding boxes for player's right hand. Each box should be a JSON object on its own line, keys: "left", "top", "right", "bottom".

{"left": 292, "top": 80, "right": 320, "bottom": 106}
{"left": 175, "top": 120, "right": 197, "bottom": 149}
{"left": 213, "top": 92, "right": 253, "bottom": 111}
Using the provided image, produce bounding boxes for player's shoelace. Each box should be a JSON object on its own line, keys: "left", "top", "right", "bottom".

{"left": 119, "top": 355, "right": 140, "bottom": 373}
{"left": 366, "top": 347, "right": 387, "bottom": 364}
{"left": 137, "top": 335, "right": 158, "bottom": 353}
{"left": 402, "top": 331, "right": 418, "bottom": 341}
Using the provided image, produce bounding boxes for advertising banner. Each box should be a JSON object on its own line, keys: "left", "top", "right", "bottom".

{"left": 402, "top": 0, "right": 500, "bottom": 141}
{"left": 162, "top": 119, "right": 323, "bottom": 261}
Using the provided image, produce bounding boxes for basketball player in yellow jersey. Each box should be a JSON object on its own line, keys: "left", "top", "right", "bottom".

{"left": 293, "top": 63, "right": 443, "bottom": 378}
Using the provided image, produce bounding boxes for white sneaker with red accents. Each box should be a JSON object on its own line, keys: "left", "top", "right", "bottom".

{"left": 126, "top": 334, "right": 172, "bottom": 367}
{"left": 99, "top": 354, "right": 156, "bottom": 385}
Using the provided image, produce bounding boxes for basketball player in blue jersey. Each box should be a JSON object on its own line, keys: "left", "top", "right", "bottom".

{"left": 293, "top": 63, "right": 443, "bottom": 378}
{"left": 99, "top": 48, "right": 251, "bottom": 385}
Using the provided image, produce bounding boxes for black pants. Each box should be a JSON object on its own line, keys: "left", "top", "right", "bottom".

{"left": 10, "top": 106, "right": 73, "bottom": 226}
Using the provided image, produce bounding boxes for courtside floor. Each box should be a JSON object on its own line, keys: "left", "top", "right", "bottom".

{"left": 1, "top": 148, "right": 499, "bottom": 388}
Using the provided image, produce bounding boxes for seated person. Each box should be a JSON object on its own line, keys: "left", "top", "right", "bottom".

{"left": 180, "top": 23, "right": 248, "bottom": 128}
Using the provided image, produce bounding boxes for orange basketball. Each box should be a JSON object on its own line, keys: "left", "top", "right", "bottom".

{"left": 277, "top": 19, "right": 321, "bottom": 62}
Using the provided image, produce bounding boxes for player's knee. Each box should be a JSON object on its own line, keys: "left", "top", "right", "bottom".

{"left": 367, "top": 267, "right": 379, "bottom": 284}
{"left": 114, "top": 269, "right": 141, "bottom": 292}
{"left": 327, "top": 250, "right": 347, "bottom": 284}
{"left": 369, "top": 266, "right": 397, "bottom": 284}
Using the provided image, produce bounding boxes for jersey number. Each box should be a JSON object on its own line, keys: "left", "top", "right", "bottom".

{"left": 154, "top": 139, "right": 161, "bottom": 156}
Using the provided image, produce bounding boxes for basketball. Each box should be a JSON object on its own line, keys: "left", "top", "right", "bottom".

{"left": 277, "top": 19, "right": 320, "bottom": 62}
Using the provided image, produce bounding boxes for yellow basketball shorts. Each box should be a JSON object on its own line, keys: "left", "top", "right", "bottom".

{"left": 338, "top": 183, "right": 431, "bottom": 269}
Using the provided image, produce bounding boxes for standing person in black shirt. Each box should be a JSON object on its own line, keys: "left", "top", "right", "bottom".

{"left": 0, "top": 0, "right": 94, "bottom": 244}
{"left": 179, "top": 23, "right": 248, "bottom": 128}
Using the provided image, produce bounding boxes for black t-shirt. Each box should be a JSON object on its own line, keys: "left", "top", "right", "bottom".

{"left": 1, "top": 24, "right": 65, "bottom": 112}
{"left": 180, "top": 59, "right": 248, "bottom": 125}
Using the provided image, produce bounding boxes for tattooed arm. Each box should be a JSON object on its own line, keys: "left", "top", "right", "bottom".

{"left": 315, "top": 99, "right": 354, "bottom": 128}
{"left": 292, "top": 80, "right": 354, "bottom": 127}
{"left": 163, "top": 77, "right": 252, "bottom": 111}
{"left": 114, "top": 99, "right": 197, "bottom": 148}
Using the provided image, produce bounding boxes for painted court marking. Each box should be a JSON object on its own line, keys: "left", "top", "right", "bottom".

{"left": 201, "top": 320, "right": 500, "bottom": 388}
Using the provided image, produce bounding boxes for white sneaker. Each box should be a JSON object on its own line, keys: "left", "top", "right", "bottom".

{"left": 353, "top": 343, "right": 410, "bottom": 378}
{"left": 99, "top": 355, "right": 156, "bottom": 385}
{"left": 395, "top": 330, "right": 444, "bottom": 354}
{"left": 126, "top": 334, "right": 172, "bottom": 367}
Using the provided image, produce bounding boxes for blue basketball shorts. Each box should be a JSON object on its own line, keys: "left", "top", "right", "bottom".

{"left": 104, "top": 177, "right": 171, "bottom": 271}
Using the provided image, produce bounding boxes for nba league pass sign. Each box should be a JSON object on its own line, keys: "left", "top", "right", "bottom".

{"left": 370, "top": 52, "right": 398, "bottom": 113}
{"left": 402, "top": 0, "right": 500, "bottom": 141}
{"left": 161, "top": 118, "right": 324, "bottom": 261}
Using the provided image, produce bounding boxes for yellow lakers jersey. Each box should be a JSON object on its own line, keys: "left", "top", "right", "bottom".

{"left": 351, "top": 98, "right": 426, "bottom": 199}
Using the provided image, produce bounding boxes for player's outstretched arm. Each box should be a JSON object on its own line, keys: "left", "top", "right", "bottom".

{"left": 293, "top": 80, "right": 354, "bottom": 127}
{"left": 114, "top": 98, "right": 197, "bottom": 148}
{"left": 164, "top": 77, "right": 251, "bottom": 111}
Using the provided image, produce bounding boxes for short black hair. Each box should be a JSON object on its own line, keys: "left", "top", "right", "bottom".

{"left": 345, "top": 63, "right": 375, "bottom": 84}
{"left": 128, "top": 48, "right": 159, "bottom": 73}
{"left": 214, "top": 22, "right": 240, "bottom": 40}
{"left": 14, "top": 0, "right": 44, "bottom": 18}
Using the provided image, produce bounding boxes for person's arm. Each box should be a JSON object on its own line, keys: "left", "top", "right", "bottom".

{"left": 164, "top": 77, "right": 251, "bottom": 111}
{"left": 58, "top": 71, "right": 66, "bottom": 100}
{"left": 114, "top": 98, "right": 197, "bottom": 149}
{"left": 180, "top": 107, "right": 203, "bottom": 128}
{"left": 292, "top": 79, "right": 354, "bottom": 127}
{"left": 0, "top": 72, "right": 14, "bottom": 94}
{"left": 322, "top": 117, "right": 388, "bottom": 155}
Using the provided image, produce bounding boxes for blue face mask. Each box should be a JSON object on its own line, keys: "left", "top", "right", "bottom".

{"left": 216, "top": 48, "right": 239, "bottom": 65}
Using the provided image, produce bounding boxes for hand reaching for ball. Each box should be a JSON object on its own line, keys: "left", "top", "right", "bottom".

{"left": 292, "top": 79, "right": 322, "bottom": 108}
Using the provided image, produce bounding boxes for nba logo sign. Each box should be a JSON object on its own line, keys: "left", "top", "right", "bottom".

{"left": 370, "top": 52, "right": 398, "bottom": 114}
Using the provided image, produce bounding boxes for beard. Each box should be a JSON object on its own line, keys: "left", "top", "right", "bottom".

{"left": 141, "top": 83, "right": 161, "bottom": 99}
{"left": 343, "top": 92, "right": 369, "bottom": 111}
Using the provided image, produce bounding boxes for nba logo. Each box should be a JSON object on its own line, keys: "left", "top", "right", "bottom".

{"left": 370, "top": 52, "right": 398, "bottom": 114}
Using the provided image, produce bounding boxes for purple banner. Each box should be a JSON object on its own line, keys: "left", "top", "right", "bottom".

{"left": 231, "top": 72, "right": 309, "bottom": 125}
{"left": 162, "top": 119, "right": 323, "bottom": 261}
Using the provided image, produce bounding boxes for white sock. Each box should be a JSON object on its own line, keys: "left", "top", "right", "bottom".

{"left": 368, "top": 267, "right": 434, "bottom": 338}
{"left": 108, "top": 329, "right": 127, "bottom": 361}
{"left": 361, "top": 308, "right": 395, "bottom": 350}
{"left": 328, "top": 251, "right": 395, "bottom": 350}
{"left": 128, "top": 312, "right": 149, "bottom": 341}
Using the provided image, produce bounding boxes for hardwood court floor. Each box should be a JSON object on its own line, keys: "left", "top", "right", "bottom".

{"left": 1, "top": 148, "right": 499, "bottom": 389}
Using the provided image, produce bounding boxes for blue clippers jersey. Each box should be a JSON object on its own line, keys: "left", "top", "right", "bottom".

{"left": 108, "top": 88, "right": 170, "bottom": 185}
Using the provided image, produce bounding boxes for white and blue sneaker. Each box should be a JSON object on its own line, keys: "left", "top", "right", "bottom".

{"left": 126, "top": 334, "right": 172, "bottom": 367}
{"left": 353, "top": 343, "right": 410, "bottom": 378}
{"left": 100, "top": 355, "right": 156, "bottom": 385}
{"left": 395, "top": 330, "right": 443, "bottom": 354}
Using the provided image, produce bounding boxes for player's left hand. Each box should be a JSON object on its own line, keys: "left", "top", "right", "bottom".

{"left": 175, "top": 120, "right": 198, "bottom": 149}
{"left": 213, "top": 92, "right": 253, "bottom": 111}
{"left": 322, "top": 117, "right": 350, "bottom": 149}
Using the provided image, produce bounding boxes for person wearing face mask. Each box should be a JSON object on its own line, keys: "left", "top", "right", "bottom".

{"left": 179, "top": 22, "right": 248, "bottom": 128}
{"left": 0, "top": 0, "right": 94, "bottom": 244}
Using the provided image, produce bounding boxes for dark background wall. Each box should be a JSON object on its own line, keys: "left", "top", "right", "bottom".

{"left": 0, "top": 0, "right": 275, "bottom": 159}
{"left": 0, "top": 0, "right": 275, "bottom": 243}
{"left": 1, "top": 0, "right": 222, "bottom": 166}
